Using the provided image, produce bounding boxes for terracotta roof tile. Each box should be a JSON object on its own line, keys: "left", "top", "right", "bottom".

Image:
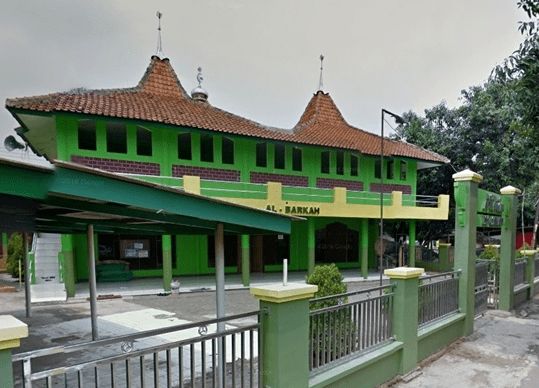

{"left": 6, "top": 56, "right": 449, "bottom": 164}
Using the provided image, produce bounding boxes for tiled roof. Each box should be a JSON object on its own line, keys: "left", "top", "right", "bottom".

{"left": 6, "top": 56, "right": 449, "bottom": 164}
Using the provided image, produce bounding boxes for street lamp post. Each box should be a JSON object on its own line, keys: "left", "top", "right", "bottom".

{"left": 379, "top": 109, "right": 404, "bottom": 287}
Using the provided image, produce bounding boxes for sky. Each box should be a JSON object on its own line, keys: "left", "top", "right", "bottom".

{"left": 0, "top": 0, "right": 529, "bottom": 163}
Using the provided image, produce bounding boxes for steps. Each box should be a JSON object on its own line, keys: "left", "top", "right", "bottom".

{"left": 31, "top": 233, "right": 66, "bottom": 302}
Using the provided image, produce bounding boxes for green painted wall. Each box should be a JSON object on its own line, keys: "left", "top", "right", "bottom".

{"left": 54, "top": 113, "right": 422, "bottom": 277}
{"left": 56, "top": 115, "right": 417, "bottom": 192}
{"left": 417, "top": 315, "right": 465, "bottom": 362}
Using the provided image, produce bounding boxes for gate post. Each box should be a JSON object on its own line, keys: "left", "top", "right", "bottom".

{"left": 0, "top": 316, "right": 28, "bottom": 388}
{"left": 499, "top": 186, "right": 521, "bottom": 311}
{"left": 453, "top": 169, "right": 482, "bottom": 336}
{"left": 251, "top": 283, "right": 317, "bottom": 388}
{"left": 385, "top": 267, "right": 424, "bottom": 374}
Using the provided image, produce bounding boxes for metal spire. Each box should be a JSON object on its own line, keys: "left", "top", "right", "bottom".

{"left": 318, "top": 54, "right": 324, "bottom": 91}
{"left": 197, "top": 67, "right": 203, "bottom": 87}
{"left": 156, "top": 11, "right": 164, "bottom": 58}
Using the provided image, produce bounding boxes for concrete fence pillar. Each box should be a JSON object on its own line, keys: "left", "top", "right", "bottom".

{"left": 0, "top": 315, "right": 28, "bottom": 388}
{"left": 453, "top": 169, "right": 482, "bottom": 335}
{"left": 521, "top": 250, "right": 536, "bottom": 299}
{"left": 250, "top": 282, "right": 317, "bottom": 388}
{"left": 499, "top": 186, "right": 520, "bottom": 311}
{"left": 438, "top": 243, "right": 452, "bottom": 272}
{"left": 162, "top": 235, "right": 172, "bottom": 292}
{"left": 385, "top": 267, "right": 424, "bottom": 374}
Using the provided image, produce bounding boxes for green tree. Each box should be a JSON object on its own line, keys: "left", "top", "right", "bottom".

{"left": 394, "top": 79, "right": 539, "bottom": 239}
{"left": 7, "top": 233, "right": 24, "bottom": 279}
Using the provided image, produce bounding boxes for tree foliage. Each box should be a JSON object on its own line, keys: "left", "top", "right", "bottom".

{"left": 7, "top": 233, "right": 24, "bottom": 279}
{"left": 393, "top": 78, "right": 539, "bottom": 241}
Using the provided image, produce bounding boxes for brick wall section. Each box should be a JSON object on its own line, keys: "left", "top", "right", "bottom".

{"left": 370, "top": 183, "right": 412, "bottom": 194}
{"left": 316, "top": 178, "right": 364, "bottom": 191}
{"left": 172, "top": 165, "right": 240, "bottom": 182}
{"left": 250, "top": 172, "right": 308, "bottom": 187}
{"left": 71, "top": 156, "right": 160, "bottom": 175}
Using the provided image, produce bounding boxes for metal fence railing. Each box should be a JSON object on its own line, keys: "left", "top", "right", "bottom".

{"left": 309, "top": 284, "right": 395, "bottom": 372}
{"left": 514, "top": 259, "right": 527, "bottom": 290}
{"left": 418, "top": 271, "right": 460, "bottom": 328}
{"left": 13, "top": 311, "right": 261, "bottom": 388}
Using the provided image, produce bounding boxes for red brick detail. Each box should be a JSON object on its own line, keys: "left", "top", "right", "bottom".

{"left": 71, "top": 156, "right": 160, "bottom": 175}
{"left": 250, "top": 172, "right": 308, "bottom": 187}
{"left": 370, "top": 183, "right": 412, "bottom": 194}
{"left": 316, "top": 178, "right": 363, "bottom": 191}
{"left": 172, "top": 165, "right": 240, "bottom": 182}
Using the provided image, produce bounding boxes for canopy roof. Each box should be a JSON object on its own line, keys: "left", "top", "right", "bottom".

{"left": 0, "top": 158, "right": 298, "bottom": 235}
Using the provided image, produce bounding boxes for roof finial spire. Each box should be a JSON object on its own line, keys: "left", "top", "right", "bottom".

{"left": 156, "top": 11, "right": 164, "bottom": 58}
{"left": 197, "top": 67, "right": 203, "bottom": 87}
{"left": 318, "top": 54, "right": 324, "bottom": 91}
{"left": 191, "top": 67, "right": 209, "bottom": 102}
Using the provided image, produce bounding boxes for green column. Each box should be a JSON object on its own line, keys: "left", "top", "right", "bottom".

{"left": 251, "top": 283, "right": 317, "bottom": 388}
{"left": 241, "top": 235, "right": 250, "bottom": 287}
{"left": 361, "top": 218, "right": 369, "bottom": 279}
{"left": 1, "top": 233, "right": 7, "bottom": 267}
{"left": 499, "top": 186, "right": 520, "bottom": 311}
{"left": 0, "top": 316, "right": 28, "bottom": 388}
{"left": 385, "top": 267, "right": 424, "bottom": 374}
{"left": 307, "top": 218, "right": 315, "bottom": 276}
{"left": 453, "top": 169, "right": 482, "bottom": 335}
{"left": 162, "top": 235, "right": 172, "bottom": 292}
{"left": 61, "top": 234, "right": 76, "bottom": 297}
{"left": 438, "top": 243, "right": 452, "bottom": 272}
{"left": 525, "top": 251, "right": 536, "bottom": 298}
{"left": 408, "top": 220, "right": 416, "bottom": 267}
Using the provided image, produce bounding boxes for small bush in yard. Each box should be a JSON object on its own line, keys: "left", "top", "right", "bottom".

{"left": 7, "top": 233, "right": 24, "bottom": 279}
{"left": 306, "top": 264, "right": 347, "bottom": 310}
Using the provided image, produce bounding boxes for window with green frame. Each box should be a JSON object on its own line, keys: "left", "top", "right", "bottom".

{"left": 177, "top": 133, "right": 192, "bottom": 160}
{"left": 106, "top": 122, "right": 127, "bottom": 154}
{"left": 400, "top": 161, "right": 407, "bottom": 180}
{"left": 350, "top": 154, "right": 359, "bottom": 176}
{"left": 78, "top": 120, "right": 96, "bottom": 151}
{"left": 256, "top": 142, "right": 267, "bottom": 167}
{"left": 274, "top": 144, "right": 285, "bottom": 169}
{"left": 321, "top": 151, "right": 330, "bottom": 174}
{"left": 292, "top": 147, "right": 302, "bottom": 171}
{"left": 200, "top": 134, "right": 214, "bottom": 163}
{"left": 375, "top": 160, "right": 381, "bottom": 179}
{"left": 387, "top": 160, "right": 394, "bottom": 179}
{"left": 336, "top": 151, "right": 344, "bottom": 175}
{"left": 136, "top": 126, "right": 152, "bottom": 156}
{"left": 222, "top": 137, "right": 234, "bottom": 164}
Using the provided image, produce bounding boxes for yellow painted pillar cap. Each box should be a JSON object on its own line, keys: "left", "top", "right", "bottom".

{"left": 250, "top": 283, "right": 318, "bottom": 303}
{"left": 384, "top": 267, "right": 424, "bottom": 279}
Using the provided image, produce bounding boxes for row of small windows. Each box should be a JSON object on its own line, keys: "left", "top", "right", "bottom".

{"left": 374, "top": 160, "right": 407, "bottom": 180}
{"left": 178, "top": 133, "right": 235, "bottom": 164}
{"left": 78, "top": 121, "right": 153, "bottom": 157}
{"left": 255, "top": 143, "right": 303, "bottom": 171}
{"left": 321, "top": 151, "right": 359, "bottom": 176}
{"left": 78, "top": 121, "right": 408, "bottom": 180}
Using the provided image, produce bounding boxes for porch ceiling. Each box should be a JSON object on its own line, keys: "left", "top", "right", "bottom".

{"left": 0, "top": 158, "right": 300, "bottom": 236}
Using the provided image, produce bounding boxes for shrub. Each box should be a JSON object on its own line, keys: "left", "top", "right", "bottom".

{"left": 306, "top": 264, "right": 347, "bottom": 310}
{"left": 7, "top": 233, "right": 24, "bottom": 279}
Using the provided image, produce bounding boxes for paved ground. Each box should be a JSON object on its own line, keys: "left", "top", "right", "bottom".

{"left": 4, "top": 272, "right": 539, "bottom": 387}
{"left": 387, "top": 296, "right": 539, "bottom": 388}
